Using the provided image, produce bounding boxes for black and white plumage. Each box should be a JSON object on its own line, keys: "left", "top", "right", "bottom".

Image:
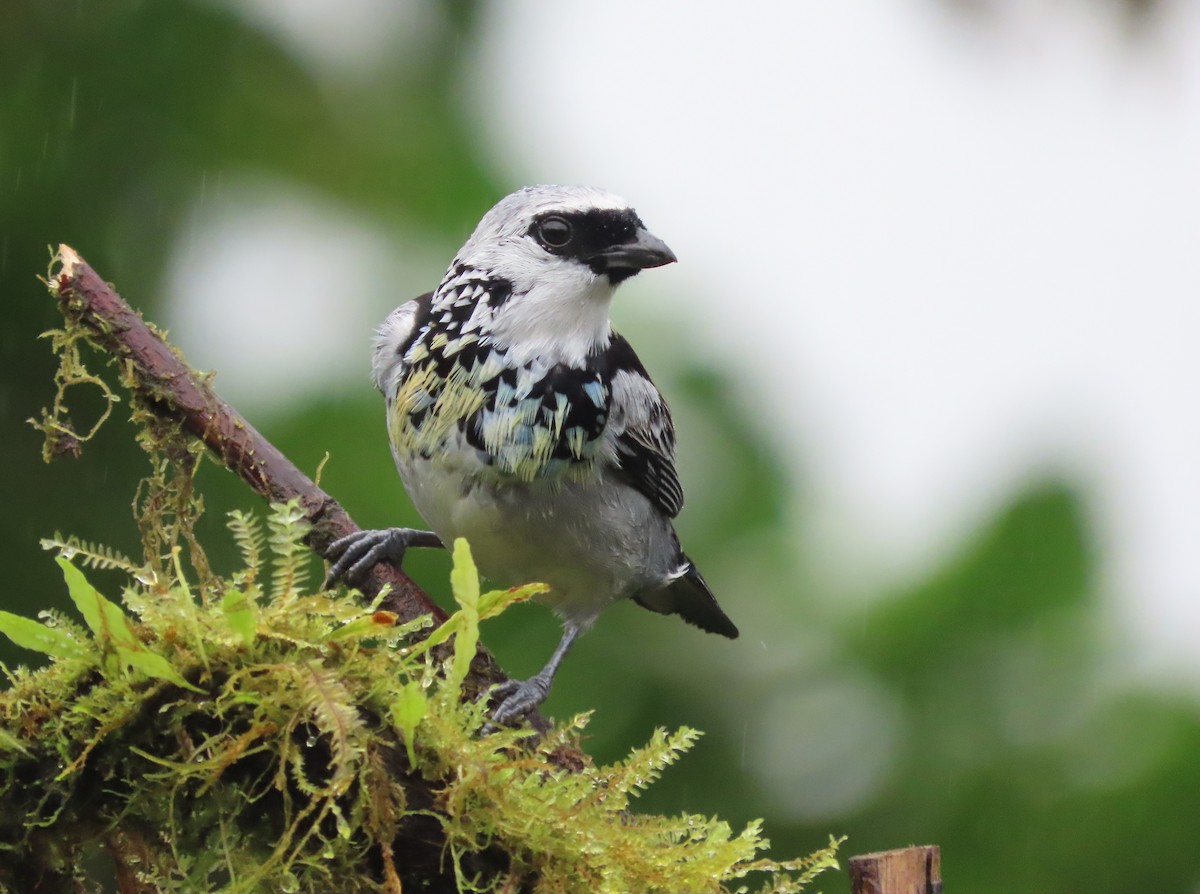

{"left": 327, "top": 185, "right": 738, "bottom": 724}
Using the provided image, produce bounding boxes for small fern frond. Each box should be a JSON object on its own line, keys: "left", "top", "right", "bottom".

{"left": 292, "top": 661, "right": 366, "bottom": 796}
{"left": 39, "top": 533, "right": 142, "bottom": 576}
{"left": 227, "top": 509, "right": 266, "bottom": 586}
{"left": 267, "top": 500, "right": 311, "bottom": 603}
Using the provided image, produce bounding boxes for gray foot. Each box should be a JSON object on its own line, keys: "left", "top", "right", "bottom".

{"left": 482, "top": 623, "right": 580, "bottom": 732}
{"left": 324, "top": 527, "right": 442, "bottom": 587}
{"left": 488, "top": 673, "right": 553, "bottom": 727}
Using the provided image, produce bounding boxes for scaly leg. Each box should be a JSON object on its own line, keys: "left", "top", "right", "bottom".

{"left": 324, "top": 527, "right": 443, "bottom": 588}
{"left": 489, "top": 622, "right": 582, "bottom": 727}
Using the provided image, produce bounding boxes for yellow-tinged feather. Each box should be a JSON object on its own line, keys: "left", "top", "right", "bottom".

{"left": 475, "top": 350, "right": 508, "bottom": 382}
{"left": 390, "top": 362, "right": 486, "bottom": 456}
{"left": 388, "top": 347, "right": 607, "bottom": 484}
{"left": 567, "top": 427, "right": 586, "bottom": 458}
{"left": 443, "top": 333, "right": 478, "bottom": 357}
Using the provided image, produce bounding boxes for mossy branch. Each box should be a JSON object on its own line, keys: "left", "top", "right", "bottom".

{"left": 41, "top": 244, "right": 518, "bottom": 702}
{"left": 1, "top": 246, "right": 843, "bottom": 892}
{"left": 45, "top": 244, "right": 435, "bottom": 625}
{"left": 2, "top": 509, "right": 842, "bottom": 893}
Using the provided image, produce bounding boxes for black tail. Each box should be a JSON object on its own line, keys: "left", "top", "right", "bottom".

{"left": 633, "top": 559, "right": 739, "bottom": 639}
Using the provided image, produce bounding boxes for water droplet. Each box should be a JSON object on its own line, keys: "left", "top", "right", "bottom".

{"left": 306, "top": 735, "right": 317, "bottom": 748}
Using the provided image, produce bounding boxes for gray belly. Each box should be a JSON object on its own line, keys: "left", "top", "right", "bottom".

{"left": 396, "top": 455, "right": 677, "bottom": 626}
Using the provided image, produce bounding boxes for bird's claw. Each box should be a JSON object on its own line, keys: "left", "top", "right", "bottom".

{"left": 482, "top": 674, "right": 553, "bottom": 733}
{"left": 324, "top": 528, "right": 414, "bottom": 588}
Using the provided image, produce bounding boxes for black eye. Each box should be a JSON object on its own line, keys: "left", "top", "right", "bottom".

{"left": 535, "top": 216, "right": 573, "bottom": 249}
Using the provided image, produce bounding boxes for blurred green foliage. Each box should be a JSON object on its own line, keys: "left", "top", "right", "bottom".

{"left": 2, "top": 3, "right": 1197, "bottom": 893}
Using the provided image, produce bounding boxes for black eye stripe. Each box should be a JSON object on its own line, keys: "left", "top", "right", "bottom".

{"left": 529, "top": 208, "right": 641, "bottom": 261}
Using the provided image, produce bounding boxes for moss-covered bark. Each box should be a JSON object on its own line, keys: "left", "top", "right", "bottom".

{"left": 0, "top": 248, "right": 839, "bottom": 892}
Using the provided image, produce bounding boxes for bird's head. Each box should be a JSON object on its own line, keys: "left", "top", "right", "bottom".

{"left": 457, "top": 185, "right": 676, "bottom": 288}
{"left": 450, "top": 185, "right": 676, "bottom": 366}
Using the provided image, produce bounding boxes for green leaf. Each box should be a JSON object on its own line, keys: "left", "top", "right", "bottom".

{"left": 411, "top": 614, "right": 460, "bottom": 655}
{"left": 121, "top": 648, "right": 203, "bottom": 693}
{"left": 57, "top": 556, "right": 137, "bottom": 648}
{"left": 327, "top": 615, "right": 383, "bottom": 642}
{"left": 220, "top": 587, "right": 256, "bottom": 645}
{"left": 449, "top": 538, "right": 479, "bottom": 613}
{"left": 0, "top": 611, "right": 89, "bottom": 662}
{"left": 0, "top": 727, "right": 29, "bottom": 757}
{"left": 478, "top": 582, "right": 547, "bottom": 620}
{"left": 407, "top": 545, "right": 544, "bottom": 680}
{"left": 391, "top": 682, "right": 428, "bottom": 766}
{"left": 57, "top": 557, "right": 201, "bottom": 692}
{"left": 327, "top": 612, "right": 431, "bottom": 645}
{"left": 448, "top": 539, "right": 480, "bottom": 692}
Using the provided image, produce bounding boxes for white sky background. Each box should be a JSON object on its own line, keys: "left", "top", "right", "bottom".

{"left": 170, "top": 0, "right": 1200, "bottom": 679}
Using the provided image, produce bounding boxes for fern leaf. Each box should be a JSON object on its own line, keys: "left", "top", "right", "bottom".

{"left": 267, "top": 500, "right": 311, "bottom": 603}
{"left": 293, "top": 661, "right": 366, "bottom": 796}
{"left": 227, "top": 509, "right": 266, "bottom": 586}
{"left": 40, "top": 533, "right": 141, "bottom": 576}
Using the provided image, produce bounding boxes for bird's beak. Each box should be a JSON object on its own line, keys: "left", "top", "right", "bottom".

{"left": 591, "top": 227, "right": 677, "bottom": 272}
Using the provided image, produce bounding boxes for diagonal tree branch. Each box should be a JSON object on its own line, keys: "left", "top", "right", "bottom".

{"left": 49, "top": 243, "right": 517, "bottom": 696}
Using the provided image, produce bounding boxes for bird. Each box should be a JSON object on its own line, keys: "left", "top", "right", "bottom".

{"left": 326, "top": 185, "right": 738, "bottom": 725}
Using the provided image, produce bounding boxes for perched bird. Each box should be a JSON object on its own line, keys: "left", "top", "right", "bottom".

{"left": 327, "top": 185, "right": 738, "bottom": 724}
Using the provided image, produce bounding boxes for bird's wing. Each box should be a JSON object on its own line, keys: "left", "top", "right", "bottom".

{"left": 604, "top": 334, "right": 685, "bottom": 519}
{"left": 371, "top": 291, "right": 433, "bottom": 394}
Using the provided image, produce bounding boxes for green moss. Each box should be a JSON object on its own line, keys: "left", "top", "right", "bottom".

{"left": 0, "top": 509, "right": 839, "bottom": 892}
{"left": 2, "top": 250, "right": 840, "bottom": 891}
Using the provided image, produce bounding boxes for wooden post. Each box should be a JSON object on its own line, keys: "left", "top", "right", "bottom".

{"left": 848, "top": 845, "right": 941, "bottom": 894}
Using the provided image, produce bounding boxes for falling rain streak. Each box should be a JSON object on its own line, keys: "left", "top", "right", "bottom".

{"left": 68, "top": 76, "right": 78, "bottom": 129}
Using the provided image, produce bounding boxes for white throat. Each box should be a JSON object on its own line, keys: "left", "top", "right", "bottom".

{"left": 488, "top": 273, "right": 616, "bottom": 367}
